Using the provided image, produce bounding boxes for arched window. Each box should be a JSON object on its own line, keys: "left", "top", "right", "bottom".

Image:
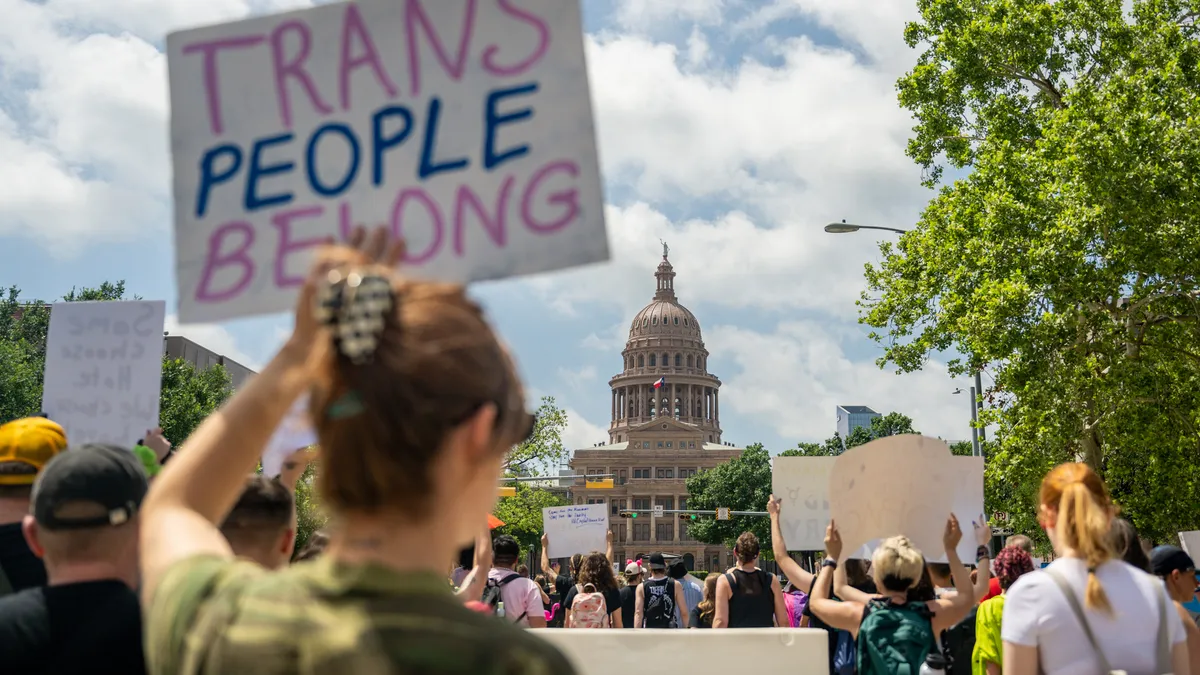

{"left": 652, "top": 317, "right": 657, "bottom": 325}
{"left": 708, "top": 435, "right": 713, "bottom": 443}
{"left": 674, "top": 317, "right": 679, "bottom": 325}
{"left": 684, "top": 319, "right": 689, "bottom": 326}
{"left": 687, "top": 355, "right": 694, "bottom": 367}
{"left": 674, "top": 397, "right": 682, "bottom": 416}
{"left": 649, "top": 354, "right": 657, "bottom": 367}
{"left": 638, "top": 355, "right": 645, "bottom": 367}
{"left": 643, "top": 318, "right": 648, "bottom": 327}
{"left": 662, "top": 353, "right": 669, "bottom": 365}
{"left": 674, "top": 354, "right": 682, "bottom": 367}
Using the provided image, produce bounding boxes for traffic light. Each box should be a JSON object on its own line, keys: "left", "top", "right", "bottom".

{"left": 678, "top": 513, "right": 699, "bottom": 521}
{"left": 497, "top": 486, "right": 516, "bottom": 498}
{"left": 618, "top": 511, "right": 639, "bottom": 518}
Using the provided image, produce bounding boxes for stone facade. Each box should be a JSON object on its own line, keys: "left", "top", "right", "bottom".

{"left": 569, "top": 249, "right": 743, "bottom": 571}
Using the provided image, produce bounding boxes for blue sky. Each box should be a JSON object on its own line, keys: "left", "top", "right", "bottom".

{"left": 0, "top": 0, "right": 979, "bottom": 456}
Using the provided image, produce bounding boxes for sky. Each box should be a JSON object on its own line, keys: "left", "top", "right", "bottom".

{"left": 0, "top": 0, "right": 982, "bottom": 457}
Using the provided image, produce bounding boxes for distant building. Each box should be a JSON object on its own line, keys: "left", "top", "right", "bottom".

{"left": 163, "top": 335, "right": 255, "bottom": 389}
{"left": 570, "top": 249, "right": 743, "bottom": 572}
{"left": 836, "top": 405, "right": 880, "bottom": 439}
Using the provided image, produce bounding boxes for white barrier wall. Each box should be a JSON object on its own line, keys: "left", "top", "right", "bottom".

{"left": 534, "top": 629, "right": 830, "bottom": 675}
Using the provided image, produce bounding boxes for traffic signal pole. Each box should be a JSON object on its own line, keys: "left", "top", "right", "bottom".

{"left": 617, "top": 509, "right": 766, "bottom": 518}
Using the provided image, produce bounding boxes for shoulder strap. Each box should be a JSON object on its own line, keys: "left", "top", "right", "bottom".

{"left": 497, "top": 573, "right": 522, "bottom": 588}
{"left": 1155, "top": 583, "right": 1171, "bottom": 675}
{"left": 725, "top": 571, "right": 738, "bottom": 594}
{"left": 1045, "top": 568, "right": 1114, "bottom": 674}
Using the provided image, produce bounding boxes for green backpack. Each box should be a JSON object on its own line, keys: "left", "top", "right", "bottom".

{"left": 856, "top": 599, "right": 936, "bottom": 675}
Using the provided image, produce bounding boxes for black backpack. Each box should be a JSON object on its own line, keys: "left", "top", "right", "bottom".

{"left": 642, "top": 578, "right": 677, "bottom": 628}
{"left": 942, "top": 604, "right": 978, "bottom": 675}
{"left": 481, "top": 573, "right": 527, "bottom": 622}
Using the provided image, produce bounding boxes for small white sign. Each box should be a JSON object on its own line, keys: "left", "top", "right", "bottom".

{"left": 653, "top": 504, "right": 664, "bottom": 518}
{"left": 261, "top": 394, "right": 318, "bottom": 476}
{"left": 543, "top": 504, "right": 609, "bottom": 558}
{"left": 41, "top": 301, "right": 166, "bottom": 446}
{"left": 167, "top": 0, "right": 608, "bottom": 323}
{"left": 716, "top": 507, "right": 730, "bottom": 521}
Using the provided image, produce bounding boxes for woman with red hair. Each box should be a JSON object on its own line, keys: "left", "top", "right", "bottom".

{"left": 1001, "top": 463, "right": 1190, "bottom": 675}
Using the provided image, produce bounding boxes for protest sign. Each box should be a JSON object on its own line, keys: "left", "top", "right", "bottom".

{"left": 827, "top": 435, "right": 955, "bottom": 563}
{"left": 261, "top": 394, "right": 318, "bottom": 476}
{"left": 167, "top": 0, "right": 608, "bottom": 323}
{"left": 769, "top": 455, "right": 873, "bottom": 558}
{"left": 926, "top": 455, "right": 984, "bottom": 563}
{"left": 41, "top": 301, "right": 166, "bottom": 446}
{"left": 1180, "top": 530, "right": 1200, "bottom": 557}
{"left": 543, "top": 504, "right": 608, "bottom": 558}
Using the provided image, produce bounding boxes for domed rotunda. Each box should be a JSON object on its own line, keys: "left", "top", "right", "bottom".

{"left": 608, "top": 247, "right": 723, "bottom": 444}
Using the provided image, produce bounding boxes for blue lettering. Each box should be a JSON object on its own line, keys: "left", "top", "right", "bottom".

{"left": 372, "top": 106, "right": 415, "bottom": 186}
{"left": 418, "top": 97, "right": 469, "bottom": 179}
{"left": 244, "top": 133, "right": 296, "bottom": 212}
{"left": 484, "top": 82, "right": 537, "bottom": 170}
{"left": 305, "top": 123, "right": 361, "bottom": 197}
{"left": 195, "top": 144, "right": 243, "bottom": 218}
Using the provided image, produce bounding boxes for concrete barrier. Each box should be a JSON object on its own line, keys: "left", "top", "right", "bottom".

{"left": 533, "top": 628, "right": 830, "bottom": 674}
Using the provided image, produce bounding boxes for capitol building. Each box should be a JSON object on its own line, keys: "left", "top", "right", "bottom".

{"left": 569, "top": 248, "right": 744, "bottom": 571}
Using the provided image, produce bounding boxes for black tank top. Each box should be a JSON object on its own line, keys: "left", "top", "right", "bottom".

{"left": 726, "top": 569, "right": 775, "bottom": 628}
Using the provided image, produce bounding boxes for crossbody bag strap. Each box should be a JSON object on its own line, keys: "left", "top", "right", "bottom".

{"left": 1155, "top": 585, "right": 1171, "bottom": 675}
{"left": 1045, "top": 568, "right": 1115, "bottom": 674}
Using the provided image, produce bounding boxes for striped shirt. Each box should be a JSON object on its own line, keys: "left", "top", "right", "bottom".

{"left": 145, "top": 555, "right": 575, "bottom": 675}
{"left": 676, "top": 578, "right": 703, "bottom": 626}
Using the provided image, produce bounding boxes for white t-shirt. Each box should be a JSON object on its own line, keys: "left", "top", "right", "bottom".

{"left": 1002, "top": 558, "right": 1186, "bottom": 675}
{"left": 487, "top": 568, "right": 542, "bottom": 626}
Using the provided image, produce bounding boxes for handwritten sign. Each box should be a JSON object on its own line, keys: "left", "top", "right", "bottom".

{"left": 771, "top": 456, "right": 875, "bottom": 558}
{"left": 543, "top": 503, "right": 608, "bottom": 558}
{"left": 261, "top": 394, "right": 317, "bottom": 476}
{"left": 41, "top": 301, "right": 166, "bottom": 446}
{"left": 167, "top": 0, "right": 608, "bottom": 323}
{"left": 827, "top": 435, "right": 955, "bottom": 563}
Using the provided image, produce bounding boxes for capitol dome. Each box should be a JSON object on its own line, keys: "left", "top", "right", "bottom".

{"left": 629, "top": 258, "right": 702, "bottom": 340}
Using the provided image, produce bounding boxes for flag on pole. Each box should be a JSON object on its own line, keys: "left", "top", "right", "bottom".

{"left": 653, "top": 377, "right": 666, "bottom": 389}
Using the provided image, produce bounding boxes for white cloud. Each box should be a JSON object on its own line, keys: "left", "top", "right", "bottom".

{"left": 556, "top": 365, "right": 599, "bottom": 392}
{"left": 706, "top": 321, "right": 973, "bottom": 442}
{"left": 562, "top": 407, "right": 610, "bottom": 451}
{"left": 164, "top": 315, "right": 262, "bottom": 371}
{"left": 614, "top": 0, "right": 727, "bottom": 29}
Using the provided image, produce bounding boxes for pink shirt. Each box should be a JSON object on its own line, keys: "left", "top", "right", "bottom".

{"left": 487, "top": 568, "right": 542, "bottom": 626}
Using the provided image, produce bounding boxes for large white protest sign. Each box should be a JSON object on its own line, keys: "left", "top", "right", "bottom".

{"left": 167, "top": 0, "right": 608, "bottom": 323}
{"left": 827, "top": 435, "right": 955, "bottom": 563}
{"left": 1180, "top": 531, "right": 1200, "bottom": 557}
{"left": 926, "top": 455, "right": 985, "bottom": 563}
{"left": 261, "top": 394, "right": 318, "bottom": 476}
{"left": 772, "top": 456, "right": 836, "bottom": 552}
{"left": 536, "top": 629, "right": 829, "bottom": 675}
{"left": 543, "top": 504, "right": 608, "bottom": 558}
{"left": 41, "top": 301, "right": 166, "bottom": 446}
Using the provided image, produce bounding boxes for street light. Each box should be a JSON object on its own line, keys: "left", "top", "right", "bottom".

{"left": 953, "top": 388, "right": 981, "bottom": 457}
{"left": 823, "top": 220, "right": 909, "bottom": 235}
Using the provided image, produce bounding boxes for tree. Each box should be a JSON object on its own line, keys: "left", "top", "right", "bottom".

{"left": 292, "top": 461, "right": 326, "bottom": 555}
{"left": 685, "top": 443, "right": 774, "bottom": 554}
{"left": 787, "top": 412, "right": 918, "bottom": 456}
{"left": 949, "top": 440, "right": 974, "bottom": 457}
{"left": 491, "top": 483, "right": 570, "bottom": 555}
{"left": 158, "top": 359, "right": 234, "bottom": 446}
{"left": 503, "top": 396, "right": 569, "bottom": 476}
{"left": 861, "top": 0, "right": 1200, "bottom": 541}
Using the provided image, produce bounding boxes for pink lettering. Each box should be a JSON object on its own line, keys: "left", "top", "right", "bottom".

{"left": 405, "top": 0, "right": 478, "bottom": 96}
{"left": 339, "top": 4, "right": 398, "bottom": 110}
{"left": 454, "top": 178, "right": 514, "bottom": 255}
{"left": 391, "top": 188, "right": 444, "bottom": 264}
{"left": 271, "top": 20, "right": 334, "bottom": 129}
{"left": 272, "top": 205, "right": 331, "bottom": 288}
{"left": 196, "top": 221, "right": 256, "bottom": 303}
{"left": 482, "top": 0, "right": 551, "bottom": 76}
{"left": 182, "top": 35, "right": 266, "bottom": 135}
{"left": 522, "top": 161, "right": 580, "bottom": 233}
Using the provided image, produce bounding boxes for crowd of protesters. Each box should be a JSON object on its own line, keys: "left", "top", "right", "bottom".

{"left": 0, "top": 228, "right": 1196, "bottom": 675}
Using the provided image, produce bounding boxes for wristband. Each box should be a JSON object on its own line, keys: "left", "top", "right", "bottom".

{"left": 822, "top": 558, "right": 838, "bottom": 569}
{"left": 975, "top": 545, "right": 990, "bottom": 562}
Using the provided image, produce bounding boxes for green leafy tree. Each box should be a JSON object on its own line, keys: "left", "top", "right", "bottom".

{"left": 158, "top": 358, "right": 234, "bottom": 446}
{"left": 949, "top": 440, "right": 974, "bottom": 457}
{"left": 685, "top": 443, "right": 774, "bottom": 555}
{"left": 292, "top": 462, "right": 326, "bottom": 555}
{"left": 504, "top": 396, "right": 568, "bottom": 476}
{"left": 492, "top": 483, "right": 570, "bottom": 555}
{"left": 862, "top": 0, "right": 1200, "bottom": 541}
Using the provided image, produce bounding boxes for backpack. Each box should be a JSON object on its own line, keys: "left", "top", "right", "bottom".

{"left": 782, "top": 589, "right": 808, "bottom": 628}
{"left": 642, "top": 578, "right": 678, "bottom": 628}
{"left": 570, "top": 583, "right": 609, "bottom": 628}
{"left": 942, "top": 604, "right": 978, "bottom": 675}
{"left": 856, "top": 599, "right": 936, "bottom": 675}
{"left": 481, "top": 573, "right": 527, "bottom": 623}
{"left": 832, "top": 630, "right": 856, "bottom": 675}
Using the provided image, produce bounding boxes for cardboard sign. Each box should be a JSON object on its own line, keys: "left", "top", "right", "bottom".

{"left": 827, "top": 435, "right": 955, "bottom": 563}
{"left": 1180, "top": 531, "right": 1200, "bottom": 558}
{"left": 41, "top": 301, "right": 166, "bottom": 446}
{"left": 536, "top": 629, "right": 829, "bottom": 674}
{"left": 543, "top": 504, "right": 608, "bottom": 558}
{"left": 166, "top": 0, "right": 608, "bottom": 323}
{"left": 926, "top": 455, "right": 985, "bottom": 564}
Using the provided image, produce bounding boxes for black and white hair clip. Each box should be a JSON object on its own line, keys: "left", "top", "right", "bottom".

{"left": 314, "top": 268, "right": 395, "bottom": 365}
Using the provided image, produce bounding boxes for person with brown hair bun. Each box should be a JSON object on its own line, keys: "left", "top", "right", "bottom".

{"left": 713, "top": 531, "right": 789, "bottom": 628}
{"left": 138, "top": 227, "right": 574, "bottom": 675}
{"left": 1001, "top": 462, "right": 1189, "bottom": 675}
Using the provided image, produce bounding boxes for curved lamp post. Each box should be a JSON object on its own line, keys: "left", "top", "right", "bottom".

{"left": 823, "top": 221, "right": 909, "bottom": 235}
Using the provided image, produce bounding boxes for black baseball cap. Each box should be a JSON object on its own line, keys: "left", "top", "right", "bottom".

{"left": 648, "top": 552, "right": 666, "bottom": 570}
{"left": 1150, "top": 546, "right": 1195, "bottom": 576}
{"left": 31, "top": 444, "right": 148, "bottom": 530}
